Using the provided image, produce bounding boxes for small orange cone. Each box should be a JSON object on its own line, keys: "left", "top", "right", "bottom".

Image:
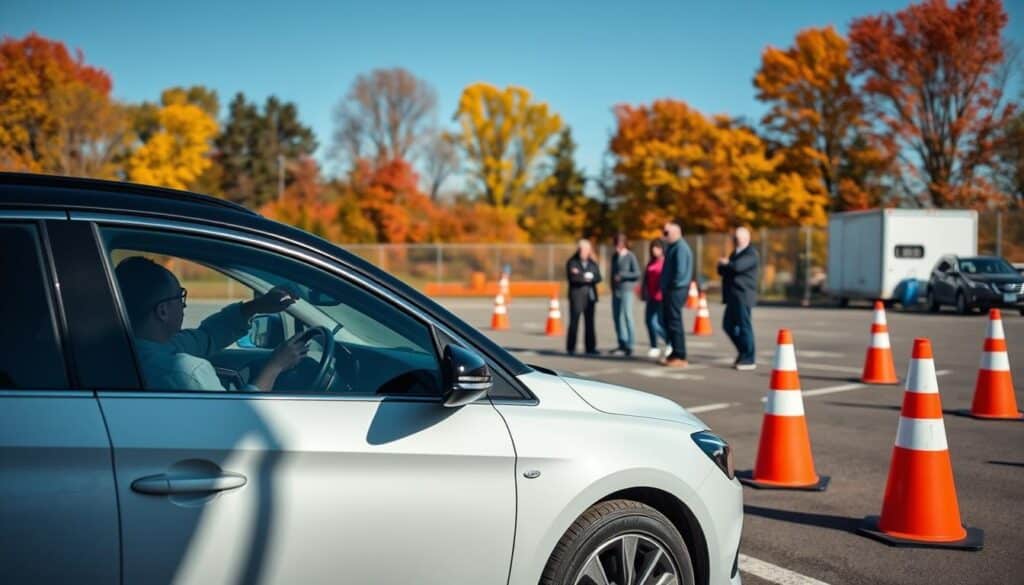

{"left": 965, "top": 309, "right": 1021, "bottom": 420}
{"left": 685, "top": 280, "right": 699, "bottom": 310}
{"left": 490, "top": 294, "right": 509, "bottom": 330}
{"left": 499, "top": 273, "right": 511, "bottom": 306}
{"left": 859, "top": 338, "right": 984, "bottom": 550}
{"left": 861, "top": 300, "right": 899, "bottom": 384}
{"left": 738, "top": 329, "right": 829, "bottom": 490}
{"left": 692, "top": 292, "right": 713, "bottom": 336}
{"left": 544, "top": 294, "right": 564, "bottom": 336}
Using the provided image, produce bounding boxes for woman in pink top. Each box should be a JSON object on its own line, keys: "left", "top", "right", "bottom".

{"left": 642, "top": 239, "right": 669, "bottom": 358}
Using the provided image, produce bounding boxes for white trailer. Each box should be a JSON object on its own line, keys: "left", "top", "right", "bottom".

{"left": 826, "top": 208, "right": 977, "bottom": 303}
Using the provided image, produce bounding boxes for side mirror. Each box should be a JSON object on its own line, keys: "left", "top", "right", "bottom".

{"left": 442, "top": 345, "right": 492, "bottom": 407}
{"left": 245, "top": 314, "right": 285, "bottom": 349}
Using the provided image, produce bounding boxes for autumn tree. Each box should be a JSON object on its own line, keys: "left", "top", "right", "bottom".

{"left": 259, "top": 157, "right": 350, "bottom": 241}
{"left": 126, "top": 92, "right": 218, "bottom": 190}
{"left": 343, "top": 158, "right": 443, "bottom": 243}
{"left": 421, "top": 129, "right": 459, "bottom": 200}
{"left": 0, "top": 33, "right": 129, "bottom": 178}
{"left": 454, "top": 83, "right": 563, "bottom": 213}
{"left": 525, "top": 128, "right": 592, "bottom": 241}
{"left": 610, "top": 99, "right": 826, "bottom": 236}
{"left": 849, "top": 0, "right": 1016, "bottom": 208}
{"left": 754, "top": 26, "right": 890, "bottom": 211}
{"left": 215, "top": 93, "right": 317, "bottom": 207}
{"left": 332, "top": 68, "right": 437, "bottom": 169}
{"left": 993, "top": 95, "right": 1024, "bottom": 206}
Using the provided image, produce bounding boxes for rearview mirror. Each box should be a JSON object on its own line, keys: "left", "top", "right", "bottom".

{"left": 243, "top": 314, "right": 284, "bottom": 349}
{"left": 442, "top": 345, "right": 492, "bottom": 407}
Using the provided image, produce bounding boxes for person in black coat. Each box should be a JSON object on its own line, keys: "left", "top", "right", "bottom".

{"left": 717, "top": 226, "right": 759, "bottom": 370}
{"left": 565, "top": 239, "right": 602, "bottom": 355}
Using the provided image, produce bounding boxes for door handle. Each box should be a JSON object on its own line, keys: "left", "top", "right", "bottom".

{"left": 132, "top": 471, "right": 247, "bottom": 495}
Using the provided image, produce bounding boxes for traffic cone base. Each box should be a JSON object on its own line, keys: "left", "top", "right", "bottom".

{"left": 858, "top": 517, "right": 984, "bottom": 551}
{"left": 737, "top": 470, "right": 831, "bottom": 491}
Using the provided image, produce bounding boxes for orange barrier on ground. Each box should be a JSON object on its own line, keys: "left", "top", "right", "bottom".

{"left": 861, "top": 300, "right": 899, "bottom": 384}
{"left": 858, "top": 338, "right": 984, "bottom": 550}
{"left": 692, "top": 292, "right": 713, "bottom": 336}
{"left": 966, "top": 309, "right": 1021, "bottom": 420}
{"left": 738, "top": 329, "right": 829, "bottom": 491}
{"left": 424, "top": 281, "right": 560, "bottom": 298}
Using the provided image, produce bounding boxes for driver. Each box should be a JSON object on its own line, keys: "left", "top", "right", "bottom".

{"left": 114, "top": 256, "right": 307, "bottom": 392}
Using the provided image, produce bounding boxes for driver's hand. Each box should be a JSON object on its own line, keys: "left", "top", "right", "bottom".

{"left": 267, "top": 333, "right": 309, "bottom": 372}
{"left": 250, "top": 285, "right": 298, "bottom": 315}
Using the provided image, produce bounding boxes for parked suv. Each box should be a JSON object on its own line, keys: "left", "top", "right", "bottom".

{"left": 927, "top": 254, "right": 1024, "bottom": 315}
{"left": 0, "top": 173, "right": 741, "bottom": 585}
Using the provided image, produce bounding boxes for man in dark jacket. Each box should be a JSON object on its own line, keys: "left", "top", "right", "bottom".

{"left": 565, "top": 239, "right": 602, "bottom": 355}
{"left": 717, "top": 226, "right": 759, "bottom": 370}
{"left": 659, "top": 221, "right": 693, "bottom": 367}
{"left": 609, "top": 233, "right": 641, "bottom": 356}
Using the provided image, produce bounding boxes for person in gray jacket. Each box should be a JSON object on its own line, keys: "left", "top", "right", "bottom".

{"left": 717, "top": 226, "right": 759, "bottom": 370}
{"left": 609, "top": 233, "right": 641, "bottom": 356}
{"left": 659, "top": 221, "right": 693, "bottom": 367}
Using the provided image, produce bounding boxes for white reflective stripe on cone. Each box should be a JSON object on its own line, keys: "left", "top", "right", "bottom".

{"left": 874, "top": 310, "right": 887, "bottom": 325}
{"left": 894, "top": 416, "right": 949, "bottom": 451}
{"left": 773, "top": 344, "right": 798, "bottom": 371}
{"left": 980, "top": 351, "right": 1011, "bottom": 371}
{"left": 495, "top": 306, "right": 507, "bottom": 314}
{"left": 905, "top": 358, "right": 939, "bottom": 393}
{"left": 987, "top": 319, "right": 1005, "bottom": 340}
{"left": 765, "top": 390, "right": 805, "bottom": 416}
{"left": 870, "top": 332, "right": 891, "bottom": 348}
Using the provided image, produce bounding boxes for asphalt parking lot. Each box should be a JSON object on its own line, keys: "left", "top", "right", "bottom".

{"left": 441, "top": 297, "right": 1024, "bottom": 585}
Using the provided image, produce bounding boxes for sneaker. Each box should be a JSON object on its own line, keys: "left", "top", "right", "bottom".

{"left": 663, "top": 357, "right": 689, "bottom": 368}
{"left": 735, "top": 362, "right": 756, "bottom": 371}
{"left": 660, "top": 344, "right": 673, "bottom": 360}
{"left": 607, "top": 348, "right": 627, "bottom": 356}
{"left": 646, "top": 347, "right": 661, "bottom": 358}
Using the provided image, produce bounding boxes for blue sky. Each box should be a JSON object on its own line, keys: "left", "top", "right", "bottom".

{"left": 4, "top": 0, "right": 1022, "bottom": 185}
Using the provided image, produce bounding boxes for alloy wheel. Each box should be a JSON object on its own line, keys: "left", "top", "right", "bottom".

{"left": 573, "top": 533, "right": 680, "bottom": 585}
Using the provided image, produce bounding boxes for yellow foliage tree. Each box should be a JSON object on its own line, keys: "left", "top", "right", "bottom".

{"left": 610, "top": 99, "right": 826, "bottom": 236}
{"left": 453, "top": 83, "right": 563, "bottom": 212}
{"left": 127, "top": 101, "right": 217, "bottom": 189}
{"left": 754, "top": 26, "right": 890, "bottom": 210}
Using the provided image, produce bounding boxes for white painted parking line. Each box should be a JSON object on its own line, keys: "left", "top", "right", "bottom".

{"left": 739, "top": 554, "right": 831, "bottom": 585}
{"left": 686, "top": 402, "right": 737, "bottom": 413}
{"left": 761, "top": 370, "right": 952, "bottom": 401}
{"left": 795, "top": 362, "right": 863, "bottom": 374}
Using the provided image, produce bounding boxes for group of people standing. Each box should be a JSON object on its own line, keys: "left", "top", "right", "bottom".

{"left": 565, "top": 221, "right": 759, "bottom": 370}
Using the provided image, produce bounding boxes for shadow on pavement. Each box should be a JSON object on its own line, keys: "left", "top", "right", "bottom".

{"left": 987, "top": 460, "right": 1024, "bottom": 468}
{"left": 744, "top": 505, "right": 860, "bottom": 533}
{"left": 826, "top": 401, "right": 963, "bottom": 416}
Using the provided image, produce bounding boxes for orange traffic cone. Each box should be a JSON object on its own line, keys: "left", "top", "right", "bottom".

{"left": 544, "top": 294, "right": 564, "bottom": 336}
{"left": 499, "top": 273, "right": 510, "bottom": 306}
{"left": 738, "top": 329, "right": 829, "bottom": 491}
{"left": 861, "top": 300, "right": 899, "bottom": 384}
{"left": 685, "top": 280, "right": 699, "bottom": 310}
{"left": 490, "top": 294, "right": 509, "bottom": 330}
{"left": 965, "top": 309, "right": 1021, "bottom": 420}
{"left": 859, "top": 338, "right": 984, "bottom": 550}
{"left": 692, "top": 292, "right": 713, "bottom": 336}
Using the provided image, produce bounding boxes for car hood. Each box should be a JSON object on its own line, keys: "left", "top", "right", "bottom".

{"left": 961, "top": 273, "right": 1023, "bottom": 285}
{"left": 554, "top": 370, "right": 707, "bottom": 429}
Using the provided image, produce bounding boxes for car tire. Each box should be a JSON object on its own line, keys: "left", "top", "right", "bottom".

{"left": 927, "top": 289, "right": 940, "bottom": 313}
{"left": 540, "top": 499, "right": 695, "bottom": 585}
{"left": 956, "top": 291, "right": 970, "bottom": 315}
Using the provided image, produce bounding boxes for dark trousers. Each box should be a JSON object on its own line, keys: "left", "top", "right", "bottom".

{"left": 723, "top": 302, "right": 755, "bottom": 363}
{"left": 567, "top": 298, "right": 596, "bottom": 353}
{"left": 661, "top": 287, "right": 687, "bottom": 359}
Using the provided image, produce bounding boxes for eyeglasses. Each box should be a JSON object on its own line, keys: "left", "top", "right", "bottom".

{"left": 154, "top": 287, "right": 187, "bottom": 310}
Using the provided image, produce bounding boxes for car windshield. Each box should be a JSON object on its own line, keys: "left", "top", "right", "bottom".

{"left": 958, "top": 258, "right": 1016, "bottom": 275}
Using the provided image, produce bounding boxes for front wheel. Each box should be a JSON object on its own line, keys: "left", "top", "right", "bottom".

{"left": 541, "top": 500, "right": 695, "bottom": 585}
{"left": 956, "top": 291, "right": 970, "bottom": 315}
{"left": 927, "top": 289, "right": 940, "bottom": 313}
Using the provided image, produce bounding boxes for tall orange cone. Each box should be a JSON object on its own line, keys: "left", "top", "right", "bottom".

{"left": 861, "top": 300, "right": 899, "bottom": 384}
{"left": 964, "top": 309, "right": 1021, "bottom": 420}
{"left": 692, "top": 292, "right": 713, "bottom": 336}
{"left": 544, "top": 294, "right": 564, "bottom": 336}
{"left": 859, "top": 338, "right": 984, "bottom": 550}
{"left": 737, "top": 329, "right": 829, "bottom": 490}
{"left": 685, "top": 280, "right": 699, "bottom": 310}
{"left": 498, "top": 272, "right": 511, "bottom": 306}
{"left": 490, "top": 294, "right": 509, "bottom": 330}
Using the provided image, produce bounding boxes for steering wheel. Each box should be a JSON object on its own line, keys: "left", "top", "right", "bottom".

{"left": 295, "top": 326, "right": 336, "bottom": 392}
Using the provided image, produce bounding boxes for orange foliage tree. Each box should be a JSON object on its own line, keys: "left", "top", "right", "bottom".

{"left": 610, "top": 99, "right": 826, "bottom": 238}
{"left": 754, "top": 26, "right": 891, "bottom": 211}
{"left": 0, "top": 33, "right": 128, "bottom": 177}
{"left": 849, "top": 0, "right": 1015, "bottom": 208}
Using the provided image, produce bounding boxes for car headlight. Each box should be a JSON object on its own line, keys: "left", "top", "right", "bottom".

{"left": 691, "top": 430, "right": 734, "bottom": 479}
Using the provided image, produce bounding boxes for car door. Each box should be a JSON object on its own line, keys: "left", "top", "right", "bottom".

{"left": 76, "top": 215, "right": 517, "bottom": 585}
{"left": 0, "top": 215, "right": 120, "bottom": 584}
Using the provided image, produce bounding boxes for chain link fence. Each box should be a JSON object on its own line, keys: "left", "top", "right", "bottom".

{"left": 340, "top": 210, "right": 1022, "bottom": 302}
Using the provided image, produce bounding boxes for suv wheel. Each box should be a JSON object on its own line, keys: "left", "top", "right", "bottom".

{"left": 541, "top": 500, "right": 695, "bottom": 585}
{"left": 956, "top": 291, "right": 970, "bottom": 315}
{"left": 927, "top": 289, "right": 940, "bottom": 313}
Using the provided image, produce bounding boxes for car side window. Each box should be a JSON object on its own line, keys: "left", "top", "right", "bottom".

{"left": 0, "top": 223, "right": 68, "bottom": 389}
{"left": 99, "top": 226, "right": 443, "bottom": 397}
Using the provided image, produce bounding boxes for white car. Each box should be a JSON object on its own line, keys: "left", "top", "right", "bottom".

{"left": 0, "top": 173, "right": 742, "bottom": 585}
